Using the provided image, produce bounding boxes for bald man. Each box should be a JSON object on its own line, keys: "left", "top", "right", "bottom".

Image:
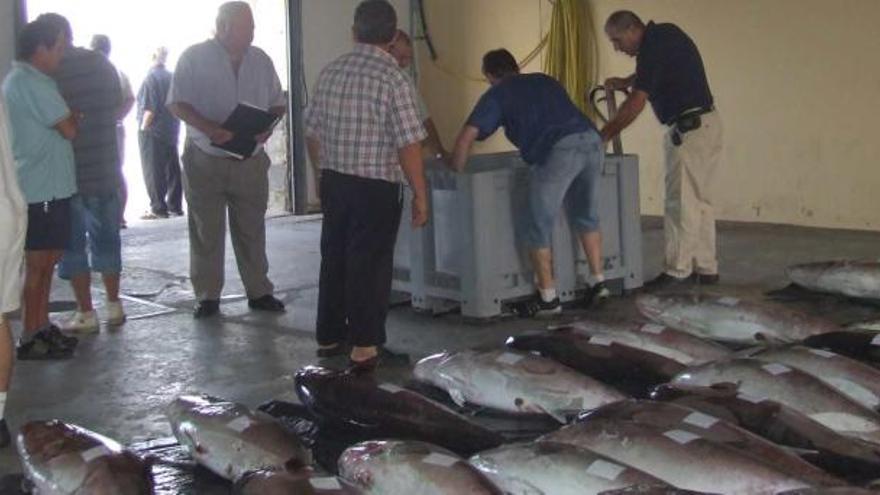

{"left": 600, "top": 11, "right": 722, "bottom": 290}
{"left": 169, "top": 1, "right": 287, "bottom": 318}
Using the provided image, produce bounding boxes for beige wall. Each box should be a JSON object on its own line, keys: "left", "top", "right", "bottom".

{"left": 418, "top": 0, "right": 880, "bottom": 231}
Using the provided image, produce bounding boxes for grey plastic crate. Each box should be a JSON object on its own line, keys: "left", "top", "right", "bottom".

{"left": 393, "top": 152, "right": 642, "bottom": 319}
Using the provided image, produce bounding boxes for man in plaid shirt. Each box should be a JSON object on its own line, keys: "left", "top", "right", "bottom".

{"left": 306, "top": 0, "right": 428, "bottom": 371}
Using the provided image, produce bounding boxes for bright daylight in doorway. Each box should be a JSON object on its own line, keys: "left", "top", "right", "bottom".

{"left": 25, "top": 0, "right": 289, "bottom": 223}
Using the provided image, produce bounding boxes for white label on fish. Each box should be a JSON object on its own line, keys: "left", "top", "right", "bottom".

{"left": 226, "top": 416, "right": 252, "bottom": 433}
{"left": 310, "top": 477, "right": 342, "bottom": 490}
{"left": 589, "top": 336, "right": 614, "bottom": 346}
{"left": 640, "top": 323, "right": 666, "bottom": 334}
{"left": 81, "top": 445, "right": 112, "bottom": 463}
{"left": 683, "top": 411, "right": 720, "bottom": 429}
{"left": 379, "top": 383, "right": 405, "bottom": 394}
{"left": 586, "top": 459, "right": 626, "bottom": 481}
{"left": 496, "top": 352, "right": 524, "bottom": 366}
{"left": 871, "top": 334, "right": 880, "bottom": 346}
{"left": 664, "top": 429, "right": 701, "bottom": 444}
{"left": 423, "top": 453, "right": 459, "bottom": 467}
{"left": 826, "top": 378, "right": 880, "bottom": 409}
{"left": 808, "top": 349, "right": 837, "bottom": 359}
{"left": 737, "top": 393, "right": 768, "bottom": 404}
{"left": 716, "top": 297, "right": 740, "bottom": 307}
{"left": 762, "top": 363, "right": 792, "bottom": 375}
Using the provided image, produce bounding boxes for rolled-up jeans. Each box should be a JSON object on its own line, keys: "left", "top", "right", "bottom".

{"left": 519, "top": 130, "right": 604, "bottom": 249}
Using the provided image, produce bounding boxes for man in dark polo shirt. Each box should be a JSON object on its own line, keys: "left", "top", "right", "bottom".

{"left": 600, "top": 11, "right": 722, "bottom": 290}
{"left": 450, "top": 49, "right": 610, "bottom": 317}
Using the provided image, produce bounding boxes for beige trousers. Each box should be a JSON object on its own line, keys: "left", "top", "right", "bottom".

{"left": 663, "top": 110, "right": 723, "bottom": 278}
{"left": 182, "top": 140, "right": 273, "bottom": 301}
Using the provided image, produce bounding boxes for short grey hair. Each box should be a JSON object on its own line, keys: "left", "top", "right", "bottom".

{"left": 216, "top": 1, "right": 251, "bottom": 32}
{"left": 605, "top": 10, "right": 644, "bottom": 32}
{"left": 354, "top": 0, "right": 397, "bottom": 44}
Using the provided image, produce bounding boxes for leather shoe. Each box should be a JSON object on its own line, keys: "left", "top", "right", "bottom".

{"left": 193, "top": 300, "right": 220, "bottom": 319}
{"left": 643, "top": 272, "right": 691, "bottom": 291}
{"left": 248, "top": 294, "right": 286, "bottom": 312}
{"left": 691, "top": 273, "right": 720, "bottom": 285}
{"left": 348, "top": 355, "right": 380, "bottom": 374}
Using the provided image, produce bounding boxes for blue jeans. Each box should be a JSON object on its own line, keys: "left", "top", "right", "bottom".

{"left": 520, "top": 130, "right": 604, "bottom": 249}
{"left": 58, "top": 193, "right": 122, "bottom": 278}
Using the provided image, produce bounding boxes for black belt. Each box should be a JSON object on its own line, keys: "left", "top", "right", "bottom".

{"left": 670, "top": 106, "right": 714, "bottom": 146}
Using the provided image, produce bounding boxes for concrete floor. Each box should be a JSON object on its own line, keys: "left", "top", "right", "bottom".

{"left": 1, "top": 214, "right": 879, "bottom": 478}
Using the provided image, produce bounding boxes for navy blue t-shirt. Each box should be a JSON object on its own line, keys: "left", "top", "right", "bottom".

{"left": 137, "top": 65, "right": 180, "bottom": 145}
{"left": 466, "top": 73, "right": 595, "bottom": 165}
{"left": 634, "top": 21, "right": 714, "bottom": 125}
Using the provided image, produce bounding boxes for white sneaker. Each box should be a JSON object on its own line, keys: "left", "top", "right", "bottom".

{"left": 105, "top": 300, "right": 126, "bottom": 326}
{"left": 62, "top": 310, "right": 99, "bottom": 333}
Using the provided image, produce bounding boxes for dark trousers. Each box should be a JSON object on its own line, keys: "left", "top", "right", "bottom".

{"left": 138, "top": 131, "right": 182, "bottom": 215}
{"left": 317, "top": 170, "right": 403, "bottom": 347}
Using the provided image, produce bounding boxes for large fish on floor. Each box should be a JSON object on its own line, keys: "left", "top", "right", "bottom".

{"left": 636, "top": 293, "right": 840, "bottom": 345}
{"left": 166, "top": 394, "right": 311, "bottom": 481}
{"left": 803, "top": 329, "right": 880, "bottom": 368}
{"left": 540, "top": 417, "right": 812, "bottom": 494}
{"left": 670, "top": 359, "right": 880, "bottom": 445}
{"left": 17, "top": 420, "right": 153, "bottom": 494}
{"left": 469, "top": 441, "right": 694, "bottom": 495}
{"left": 338, "top": 440, "right": 502, "bottom": 494}
{"left": 294, "top": 366, "right": 502, "bottom": 456}
{"left": 507, "top": 320, "right": 730, "bottom": 387}
{"left": 581, "top": 400, "right": 844, "bottom": 487}
{"left": 651, "top": 383, "right": 880, "bottom": 483}
{"left": 739, "top": 345, "right": 880, "bottom": 410}
{"left": 787, "top": 261, "right": 880, "bottom": 301}
{"left": 413, "top": 349, "right": 626, "bottom": 422}
{"left": 234, "top": 468, "right": 363, "bottom": 494}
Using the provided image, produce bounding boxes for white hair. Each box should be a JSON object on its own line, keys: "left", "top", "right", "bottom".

{"left": 216, "top": 1, "right": 251, "bottom": 33}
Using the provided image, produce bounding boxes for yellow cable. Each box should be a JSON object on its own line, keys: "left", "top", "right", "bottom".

{"left": 544, "top": 0, "right": 599, "bottom": 118}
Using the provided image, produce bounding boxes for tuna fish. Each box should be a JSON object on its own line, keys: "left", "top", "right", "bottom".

{"left": 670, "top": 359, "right": 880, "bottom": 445}
{"left": 294, "top": 366, "right": 502, "bottom": 456}
{"left": 740, "top": 345, "right": 880, "bottom": 410}
{"left": 507, "top": 320, "right": 730, "bottom": 387}
{"left": 338, "top": 440, "right": 502, "bottom": 494}
{"left": 540, "top": 418, "right": 812, "bottom": 494}
{"left": 803, "top": 330, "right": 880, "bottom": 368}
{"left": 651, "top": 383, "right": 880, "bottom": 483}
{"left": 166, "top": 394, "right": 311, "bottom": 481}
{"left": 17, "top": 420, "right": 153, "bottom": 494}
{"left": 786, "top": 261, "right": 880, "bottom": 301}
{"left": 580, "top": 400, "right": 844, "bottom": 487}
{"left": 234, "top": 468, "right": 363, "bottom": 494}
{"left": 469, "top": 441, "right": 684, "bottom": 495}
{"left": 636, "top": 293, "right": 840, "bottom": 345}
{"left": 413, "top": 349, "right": 626, "bottom": 422}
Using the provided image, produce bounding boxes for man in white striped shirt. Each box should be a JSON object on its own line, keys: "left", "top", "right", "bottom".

{"left": 306, "top": 0, "right": 428, "bottom": 371}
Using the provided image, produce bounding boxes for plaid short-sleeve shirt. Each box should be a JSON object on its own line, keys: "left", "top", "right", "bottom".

{"left": 305, "top": 44, "right": 426, "bottom": 184}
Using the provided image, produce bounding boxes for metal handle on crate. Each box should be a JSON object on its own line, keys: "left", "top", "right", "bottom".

{"left": 588, "top": 85, "right": 626, "bottom": 156}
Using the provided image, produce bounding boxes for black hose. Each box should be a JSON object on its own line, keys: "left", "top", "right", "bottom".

{"left": 417, "top": 0, "right": 438, "bottom": 60}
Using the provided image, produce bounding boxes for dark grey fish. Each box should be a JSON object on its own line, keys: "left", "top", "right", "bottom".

{"left": 581, "top": 399, "right": 844, "bottom": 487}
{"left": 637, "top": 293, "right": 840, "bottom": 345}
{"left": 541, "top": 418, "right": 812, "bottom": 494}
{"left": 651, "top": 383, "right": 880, "bottom": 482}
{"left": 294, "top": 366, "right": 502, "bottom": 456}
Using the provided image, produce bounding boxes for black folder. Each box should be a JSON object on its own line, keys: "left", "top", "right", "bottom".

{"left": 211, "top": 102, "right": 281, "bottom": 159}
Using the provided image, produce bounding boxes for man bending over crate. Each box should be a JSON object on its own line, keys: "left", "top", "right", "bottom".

{"left": 449, "top": 49, "right": 609, "bottom": 317}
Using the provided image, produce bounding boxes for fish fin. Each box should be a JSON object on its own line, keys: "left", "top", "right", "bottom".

{"left": 535, "top": 404, "right": 568, "bottom": 424}
{"left": 448, "top": 389, "right": 467, "bottom": 408}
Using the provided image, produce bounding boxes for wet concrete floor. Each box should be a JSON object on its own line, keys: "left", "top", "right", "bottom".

{"left": 1, "top": 214, "right": 879, "bottom": 484}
